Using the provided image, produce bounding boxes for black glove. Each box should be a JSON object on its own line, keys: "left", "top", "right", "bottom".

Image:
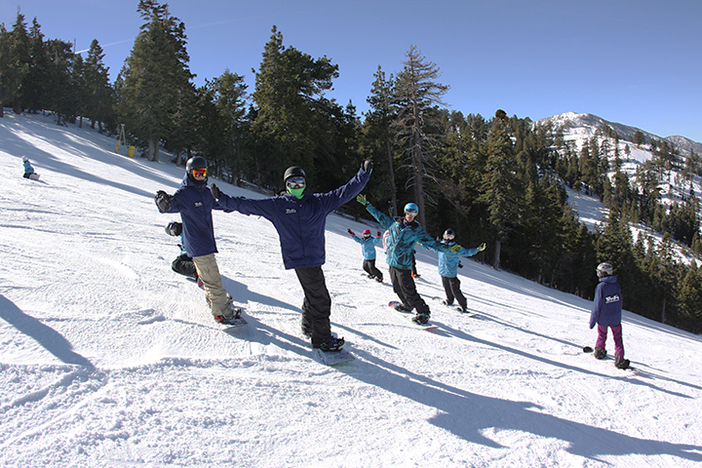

{"left": 210, "top": 183, "right": 221, "bottom": 200}
{"left": 165, "top": 221, "right": 182, "bottom": 237}
{"left": 347, "top": 229, "right": 355, "bottom": 236}
{"left": 155, "top": 190, "right": 173, "bottom": 212}
{"left": 377, "top": 231, "right": 381, "bottom": 237}
{"left": 458, "top": 262, "right": 463, "bottom": 269}
{"left": 361, "top": 160, "right": 373, "bottom": 174}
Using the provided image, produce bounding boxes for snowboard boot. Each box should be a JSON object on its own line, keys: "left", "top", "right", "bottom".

{"left": 412, "top": 313, "right": 430, "bottom": 325}
{"left": 615, "top": 355, "right": 630, "bottom": 369}
{"left": 315, "top": 336, "right": 345, "bottom": 352}
{"left": 394, "top": 303, "right": 413, "bottom": 312}
{"left": 594, "top": 347, "right": 607, "bottom": 360}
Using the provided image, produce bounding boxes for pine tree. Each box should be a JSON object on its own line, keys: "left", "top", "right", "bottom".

{"left": 118, "top": 0, "right": 193, "bottom": 161}
{"left": 363, "top": 66, "right": 399, "bottom": 216}
{"left": 392, "top": 45, "right": 449, "bottom": 228}
{"left": 82, "top": 39, "right": 114, "bottom": 131}
{"left": 478, "top": 112, "right": 523, "bottom": 270}
{"left": 251, "top": 26, "right": 346, "bottom": 189}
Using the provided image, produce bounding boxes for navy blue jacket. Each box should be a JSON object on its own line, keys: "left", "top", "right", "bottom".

{"left": 589, "top": 275, "right": 623, "bottom": 329}
{"left": 216, "top": 168, "right": 370, "bottom": 270}
{"left": 158, "top": 174, "right": 228, "bottom": 258}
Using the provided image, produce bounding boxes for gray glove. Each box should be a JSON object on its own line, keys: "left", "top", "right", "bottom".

{"left": 211, "top": 183, "right": 221, "bottom": 200}
{"left": 155, "top": 190, "right": 173, "bottom": 212}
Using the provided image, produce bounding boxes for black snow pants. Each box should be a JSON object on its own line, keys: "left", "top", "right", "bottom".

{"left": 295, "top": 266, "right": 333, "bottom": 347}
{"left": 441, "top": 276, "right": 466, "bottom": 309}
{"left": 389, "top": 266, "right": 430, "bottom": 315}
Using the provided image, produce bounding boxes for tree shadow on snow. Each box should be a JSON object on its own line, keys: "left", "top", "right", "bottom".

{"left": 337, "top": 346, "right": 702, "bottom": 464}
{"left": 0, "top": 295, "right": 94, "bottom": 369}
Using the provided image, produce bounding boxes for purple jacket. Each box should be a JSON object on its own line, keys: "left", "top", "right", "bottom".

{"left": 589, "top": 275, "right": 622, "bottom": 329}
{"left": 216, "top": 168, "right": 370, "bottom": 270}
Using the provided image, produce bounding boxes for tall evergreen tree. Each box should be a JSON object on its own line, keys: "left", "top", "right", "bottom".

{"left": 362, "top": 66, "right": 399, "bottom": 216}
{"left": 478, "top": 112, "right": 523, "bottom": 270}
{"left": 251, "top": 26, "right": 345, "bottom": 189}
{"left": 118, "top": 0, "right": 193, "bottom": 161}
{"left": 392, "top": 45, "right": 449, "bottom": 228}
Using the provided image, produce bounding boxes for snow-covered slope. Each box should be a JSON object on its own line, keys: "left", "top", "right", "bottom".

{"left": 1, "top": 112, "right": 702, "bottom": 467}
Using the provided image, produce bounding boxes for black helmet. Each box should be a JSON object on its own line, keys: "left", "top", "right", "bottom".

{"left": 283, "top": 166, "right": 306, "bottom": 182}
{"left": 186, "top": 156, "right": 208, "bottom": 184}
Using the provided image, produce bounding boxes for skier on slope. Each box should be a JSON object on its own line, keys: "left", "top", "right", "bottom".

{"left": 357, "top": 196, "right": 464, "bottom": 325}
{"left": 422, "top": 229, "right": 485, "bottom": 313}
{"left": 210, "top": 161, "right": 373, "bottom": 352}
{"left": 154, "top": 156, "right": 239, "bottom": 325}
{"left": 589, "top": 262, "right": 629, "bottom": 369}
{"left": 164, "top": 221, "right": 197, "bottom": 278}
{"left": 348, "top": 228, "right": 384, "bottom": 282}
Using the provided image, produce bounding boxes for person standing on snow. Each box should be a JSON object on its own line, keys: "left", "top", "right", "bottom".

{"left": 154, "top": 156, "right": 239, "bottom": 325}
{"left": 357, "top": 196, "right": 465, "bottom": 325}
{"left": 589, "top": 262, "right": 629, "bottom": 369}
{"left": 210, "top": 161, "right": 373, "bottom": 352}
{"left": 423, "top": 229, "right": 485, "bottom": 313}
{"left": 348, "top": 228, "right": 384, "bottom": 282}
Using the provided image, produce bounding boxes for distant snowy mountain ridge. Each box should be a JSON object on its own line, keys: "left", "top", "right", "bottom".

{"left": 538, "top": 112, "right": 702, "bottom": 156}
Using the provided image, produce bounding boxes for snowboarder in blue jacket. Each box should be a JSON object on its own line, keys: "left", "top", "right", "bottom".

{"left": 348, "top": 228, "right": 383, "bottom": 282}
{"left": 423, "top": 229, "right": 485, "bottom": 312}
{"left": 589, "top": 262, "right": 628, "bottom": 369}
{"left": 22, "top": 156, "right": 39, "bottom": 180}
{"left": 211, "top": 161, "right": 373, "bottom": 352}
{"left": 155, "top": 156, "right": 238, "bottom": 325}
{"left": 358, "top": 196, "right": 465, "bottom": 325}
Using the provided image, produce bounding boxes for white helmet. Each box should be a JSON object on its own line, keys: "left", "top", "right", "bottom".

{"left": 22, "top": 156, "right": 28, "bottom": 163}
{"left": 596, "top": 262, "right": 614, "bottom": 276}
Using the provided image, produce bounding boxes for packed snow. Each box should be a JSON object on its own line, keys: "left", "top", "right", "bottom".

{"left": 1, "top": 112, "right": 701, "bottom": 467}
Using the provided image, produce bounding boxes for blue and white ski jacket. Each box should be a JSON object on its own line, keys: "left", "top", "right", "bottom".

{"left": 23, "top": 160, "right": 34, "bottom": 175}
{"left": 351, "top": 234, "right": 381, "bottom": 260}
{"left": 365, "top": 203, "right": 453, "bottom": 270}
{"left": 157, "top": 174, "right": 229, "bottom": 258}
{"left": 589, "top": 275, "right": 622, "bottom": 329}
{"left": 216, "top": 168, "right": 370, "bottom": 270}
{"left": 424, "top": 240, "right": 479, "bottom": 278}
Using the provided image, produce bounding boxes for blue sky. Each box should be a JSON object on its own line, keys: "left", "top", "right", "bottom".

{"left": 3, "top": 0, "right": 702, "bottom": 142}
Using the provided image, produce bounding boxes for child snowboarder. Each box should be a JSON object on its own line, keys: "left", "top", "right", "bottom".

{"left": 155, "top": 156, "right": 239, "bottom": 325}
{"left": 348, "top": 228, "right": 383, "bottom": 282}
{"left": 22, "top": 156, "right": 39, "bottom": 180}
{"left": 424, "top": 228, "right": 485, "bottom": 313}
{"left": 589, "top": 262, "right": 629, "bottom": 369}
{"left": 165, "top": 221, "right": 197, "bottom": 278}
{"left": 210, "top": 161, "right": 373, "bottom": 352}
{"left": 358, "top": 196, "right": 464, "bottom": 325}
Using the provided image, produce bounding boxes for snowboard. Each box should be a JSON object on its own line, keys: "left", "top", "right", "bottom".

{"left": 28, "top": 173, "right": 40, "bottom": 180}
{"left": 431, "top": 296, "right": 479, "bottom": 317}
{"left": 389, "top": 301, "right": 438, "bottom": 330}
{"left": 218, "top": 312, "right": 248, "bottom": 329}
{"left": 582, "top": 346, "right": 638, "bottom": 374}
{"left": 316, "top": 347, "right": 355, "bottom": 366}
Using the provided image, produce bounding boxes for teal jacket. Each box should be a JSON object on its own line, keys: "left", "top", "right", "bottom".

{"left": 424, "top": 240, "right": 479, "bottom": 278}
{"left": 351, "top": 234, "right": 381, "bottom": 260}
{"left": 366, "top": 203, "right": 453, "bottom": 269}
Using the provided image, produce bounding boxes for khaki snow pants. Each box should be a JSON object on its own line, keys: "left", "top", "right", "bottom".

{"left": 192, "top": 253, "right": 231, "bottom": 317}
